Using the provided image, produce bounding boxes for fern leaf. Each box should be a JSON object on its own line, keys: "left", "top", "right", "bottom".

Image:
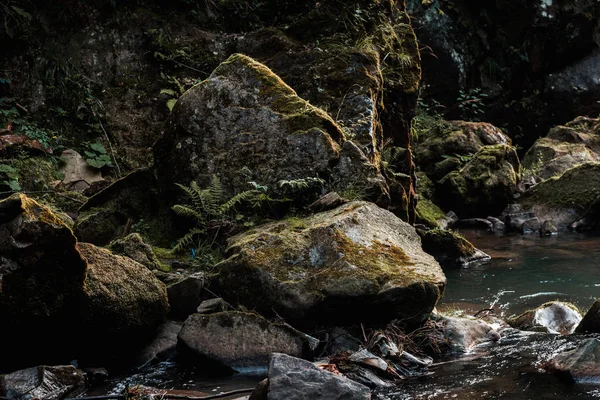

{"left": 171, "top": 205, "right": 203, "bottom": 221}
{"left": 220, "top": 189, "right": 259, "bottom": 214}
{"left": 173, "top": 228, "right": 205, "bottom": 253}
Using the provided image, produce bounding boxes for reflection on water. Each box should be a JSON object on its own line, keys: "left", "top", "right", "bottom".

{"left": 440, "top": 231, "right": 600, "bottom": 318}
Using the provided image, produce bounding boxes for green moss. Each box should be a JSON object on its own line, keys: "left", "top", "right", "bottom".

{"left": 416, "top": 198, "right": 446, "bottom": 229}
{"left": 19, "top": 194, "right": 68, "bottom": 227}
{"left": 420, "top": 229, "right": 476, "bottom": 264}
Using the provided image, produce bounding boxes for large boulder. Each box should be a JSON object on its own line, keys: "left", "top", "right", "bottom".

{"left": 0, "top": 365, "right": 85, "bottom": 400}
{"left": 438, "top": 144, "right": 520, "bottom": 218}
{"left": 266, "top": 353, "right": 371, "bottom": 400}
{"left": 154, "top": 54, "right": 388, "bottom": 207}
{"left": 178, "top": 312, "right": 318, "bottom": 373}
{"left": 518, "top": 162, "right": 600, "bottom": 230}
{"left": 549, "top": 339, "right": 600, "bottom": 384}
{"left": 521, "top": 116, "right": 600, "bottom": 185}
{"left": 0, "top": 194, "right": 169, "bottom": 369}
{"left": 419, "top": 229, "right": 490, "bottom": 268}
{"left": 215, "top": 201, "right": 446, "bottom": 328}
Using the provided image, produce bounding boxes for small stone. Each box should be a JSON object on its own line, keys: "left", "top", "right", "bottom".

{"left": 541, "top": 220, "right": 558, "bottom": 236}
{"left": 521, "top": 217, "right": 541, "bottom": 234}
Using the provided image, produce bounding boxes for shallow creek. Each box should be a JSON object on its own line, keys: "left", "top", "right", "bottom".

{"left": 92, "top": 231, "right": 600, "bottom": 399}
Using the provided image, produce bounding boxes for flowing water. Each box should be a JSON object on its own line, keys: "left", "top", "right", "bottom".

{"left": 377, "top": 230, "right": 600, "bottom": 400}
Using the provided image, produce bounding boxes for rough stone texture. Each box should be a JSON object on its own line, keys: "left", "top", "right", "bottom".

{"left": 78, "top": 242, "right": 170, "bottom": 362}
{"left": 167, "top": 272, "right": 205, "bottom": 320}
{"left": 458, "top": 218, "right": 493, "bottom": 231}
{"left": 197, "top": 298, "right": 230, "bottom": 315}
{"left": 59, "top": 149, "right": 105, "bottom": 192}
{"left": 541, "top": 220, "right": 558, "bottom": 236}
{"left": 518, "top": 162, "right": 600, "bottom": 230}
{"left": 267, "top": 353, "right": 371, "bottom": 400}
{"left": 108, "top": 233, "right": 164, "bottom": 270}
{"left": 178, "top": 312, "right": 318, "bottom": 373}
{"left": 135, "top": 321, "right": 182, "bottom": 367}
{"left": 508, "top": 302, "right": 582, "bottom": 335}
{"left": 521, "top": 217, "right": 541, "bottom": 234}
{"left": 413, "top": 120, "right": 511, "bottom": 181}
{"left": 426, "top": 314, "right": 500, "bottom": 355}
{"left": 0, "top": 365, "right": 85, "bottom": 400}
{"left": 439, "top": 144, "right": 520, "bottom": 218}
{"left": 576, "top": 299, "right": 600, "bottom": 334}
{"left": 504, "top": 211, "right": 537, "bottom": 233}
{"left": 420, "top": 229, "right": 490, "bottom": 268}
{"left": 216, "top": 201, "right": 445, "bottom": 328}
{"left": 486, "top": 217, "right": 506, "bottom": 233}
{"left": 522, "top": 117, "right": 600, "bottom": 185}
{"left": 154, "top": 54, "right": 388, "bottom": 207}
{"left": 550, "top": 339, "right": 600, "bottom": 384}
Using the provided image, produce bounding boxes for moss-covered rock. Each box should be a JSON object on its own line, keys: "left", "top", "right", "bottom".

{"left": 518, "top": 162, "right": 600, "bottom": 230}
{"left": 522, "top": 116, "right": 600, "bottom": 185}
{"left": 108, "top": 233, "right": 167, "bottom": 271}
{"left": 0, "top": 194, "right": 169, "bottom": 369}
{"left": 420, "top": 229, "right": 490, "bottom": 268}
{"left": 438, "top": 144, "right": 520, "bottom": 218}
{"left": 215, "top": 201, "right": 445, "bottom": 328}
{"left": 154, "top": 54, "right": 389, "bottom": 208}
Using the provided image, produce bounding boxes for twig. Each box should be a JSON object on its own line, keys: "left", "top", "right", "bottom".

{"left": 15, "top": 103, "right": 28, "bottom": 113}
{"left": 473, "top": 308, "right": 494, "bottom": 318}
{"left": 169, "top": 59, "right": 208, "bottom": 75}
{"left": 65, "top": 388, "right": 255, "bottom": 400}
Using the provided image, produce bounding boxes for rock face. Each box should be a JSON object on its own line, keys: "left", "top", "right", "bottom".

{"left": 576, "top": 300, "right": 600, "bottom": 334}
{"left": 0, "top": 365, "right": 85, "bottom": 400}
{"left": 508, "top": 302, "right": 582, "bottom": 335}
{"left": 267, "top": 353, "right": 371, "bottom": 400}
{"left": 178, "top": 312, "right": 318, "bottom": 373}
{"left": 167, "top": 272, "right": 206, "bottom": 319}
{"left": 0, "top": 194, "right": 169, "bottom": 369}
{"left": 518, "top": 162, "right": 600, "bottom": 230}
{"left": 216, "top": 201, "right": 446, "bottom": 328}
{"left": 154, "top": 54, "right": 388, "bottom": 206}
{"left": 550, "top": 339, "right": 600, "bottom": 384}
{"left": 420, "top": 229, "right": 490, "bottom": 268}
{"left": 521, "top": 116, "right": 600, "bottom": 185}
{"left": 108, "top": 233, "right": 164, "bottom": 270}
{"left": 439, "top": 144, "right": 520, "bottom": 218}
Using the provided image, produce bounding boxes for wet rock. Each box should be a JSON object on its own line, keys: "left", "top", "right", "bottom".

{"left": 508, "top": 301, "right": 582, "bottom": 335}
{"left": 486, "top": 217, "right": 506, "bottom": 233}
{"left": 0, "top": 365, "right": 85, "bottom": 400}
{"left": 504, "top": 211, "right": 537, "bottom": 233}
{"left": 459, "top": 218, "right": 493, "bottom": 231}
{"left": 521, "top": 217, "right": 541, "bottom": 234}
{"left": 167, "top": 272, "right": 205, "bottom": 320}
{"left": 541, "top": 220, "right": 558, "bottom": 236}
{"left": 178, "top": 312, "right": 318, "bottom": 373}
{"left": 550, "top": 338, "right": 600, "bottom": 384}
{"left": 197, "top": 298, "right": 230, "bottom": 315}
{"left": 518, "top": 162, "right": 600, "bottom": 230}
{"left": 108, "top": 233, "right": 164, "bottom": 270}
{"left": 135, "top": 321, "right": 182, "bottom": 367}
{"left": 154, "top": 54, "right": 388, "bottom": 208}
{"left": 420, "top": 229, "right": 490, "bottom": 268}
{"left": 249, "top": 378, "right": 268, "bottom": 400}
{"left": 216, "top": 201, "right": 446, "bottom": 328}
{"left": 575, "top": 299, "right": 600, "bottom": 334}
{"left": 425, "top": 314, "right": 501, "bottom": 355}
{"left": 267, "top": 353, "right": 371, "bottom": 400}
{"left": 438, "top": 144, "right": 520, "bottom": 218}
{"left": 59, "top": 149, "right": 105, "bottom": 192}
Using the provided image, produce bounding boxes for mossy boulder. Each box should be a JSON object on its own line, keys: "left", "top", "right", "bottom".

{"left": 215, "top": 201, "right": 445, "bottom": 328}
{"left": 412, "top": 120, "right": 511, "bottom": 181}
{"left": 0, "top": 194, "right": 168, "bottom": 369}
{"left": 522, "top": 116, "right": 600, "bottom": 185}
{"left": 518, "top": 162, "right": 600, "bottom": 230}
{"left": 154, "top": 54, "right": 388, "bottom": 208}
{"left": 419, "top": 229, "right": 490, "bottom": 268}
{"left": 108, "top": 233, "right": 166, "bottom": 271}
{"left": 438, "top": 144, "right": 520, "bottom": 218}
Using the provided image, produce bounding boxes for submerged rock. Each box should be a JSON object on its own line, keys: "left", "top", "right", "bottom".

{"left": 550, "top": 339, "right": 600, "bottom": 384}
{"left": 508, "top": 301, "right": 582, "bottom": 335}
{"left": 0, "top": 365, "right": 85, "bottom": 400}
{"left": 216, "top": 201, "right": 446, "bottom": 328}
{"left": 178, "top": 312, "right": 318, "bottom": 373}
{"left": 266, "top": 353, "right": 371, "bottom": 400}
{"left": 423, "top": 314, "right": 501, "bottom": 355}
{"left": 420, "top": 229, "right": 490, "bottom": 268}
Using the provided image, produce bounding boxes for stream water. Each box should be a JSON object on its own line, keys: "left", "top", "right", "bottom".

{"left": 92, "top": 231, "right": 600, "bottom": 399}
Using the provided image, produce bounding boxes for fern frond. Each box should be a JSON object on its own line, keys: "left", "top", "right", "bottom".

{"left": 172, "top": 228, "right": 205, "bottom": 253}
{"left": 171, "top": 205, "right": 203, "bottom": 221}
{"left": 220, "top": 189, "right": 259, "bottom": 214}
{"left": 176, "top": 182, "right": 204, "bottom": 213}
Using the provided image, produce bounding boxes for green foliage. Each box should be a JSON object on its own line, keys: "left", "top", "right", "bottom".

{"left": 442, "top": 153, "right": 473, "bottom": 165}
{"left": 83, "top": 141, "right": 113, "bottom": 169}
{"left": 456, "top": 88, "right": 488, "bottom": 120}
{"left": 0, "top": 163, "right": 21, "bottom": 191}
{"left": 171, "top": 175, "right": 267, "bottom": 254}
{"left": 159, "top": 72, "right": 186, "bottom": 112}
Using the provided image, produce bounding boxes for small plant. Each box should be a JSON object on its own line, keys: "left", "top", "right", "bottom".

{"left": 455, "top": 88, "right": 488, "bottom": 120}
{"left": 0, "top": 163, "right": 20, "bottom": 191}
{"left": 83, "top": 142, "right": 113, "bottom": 169}
{"left": 159, "top": 72, "right": 186, "bottom": 112}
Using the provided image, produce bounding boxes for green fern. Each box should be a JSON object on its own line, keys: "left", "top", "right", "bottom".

{"left": 173, "top": 228, "right": 205, "bottom": 253}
